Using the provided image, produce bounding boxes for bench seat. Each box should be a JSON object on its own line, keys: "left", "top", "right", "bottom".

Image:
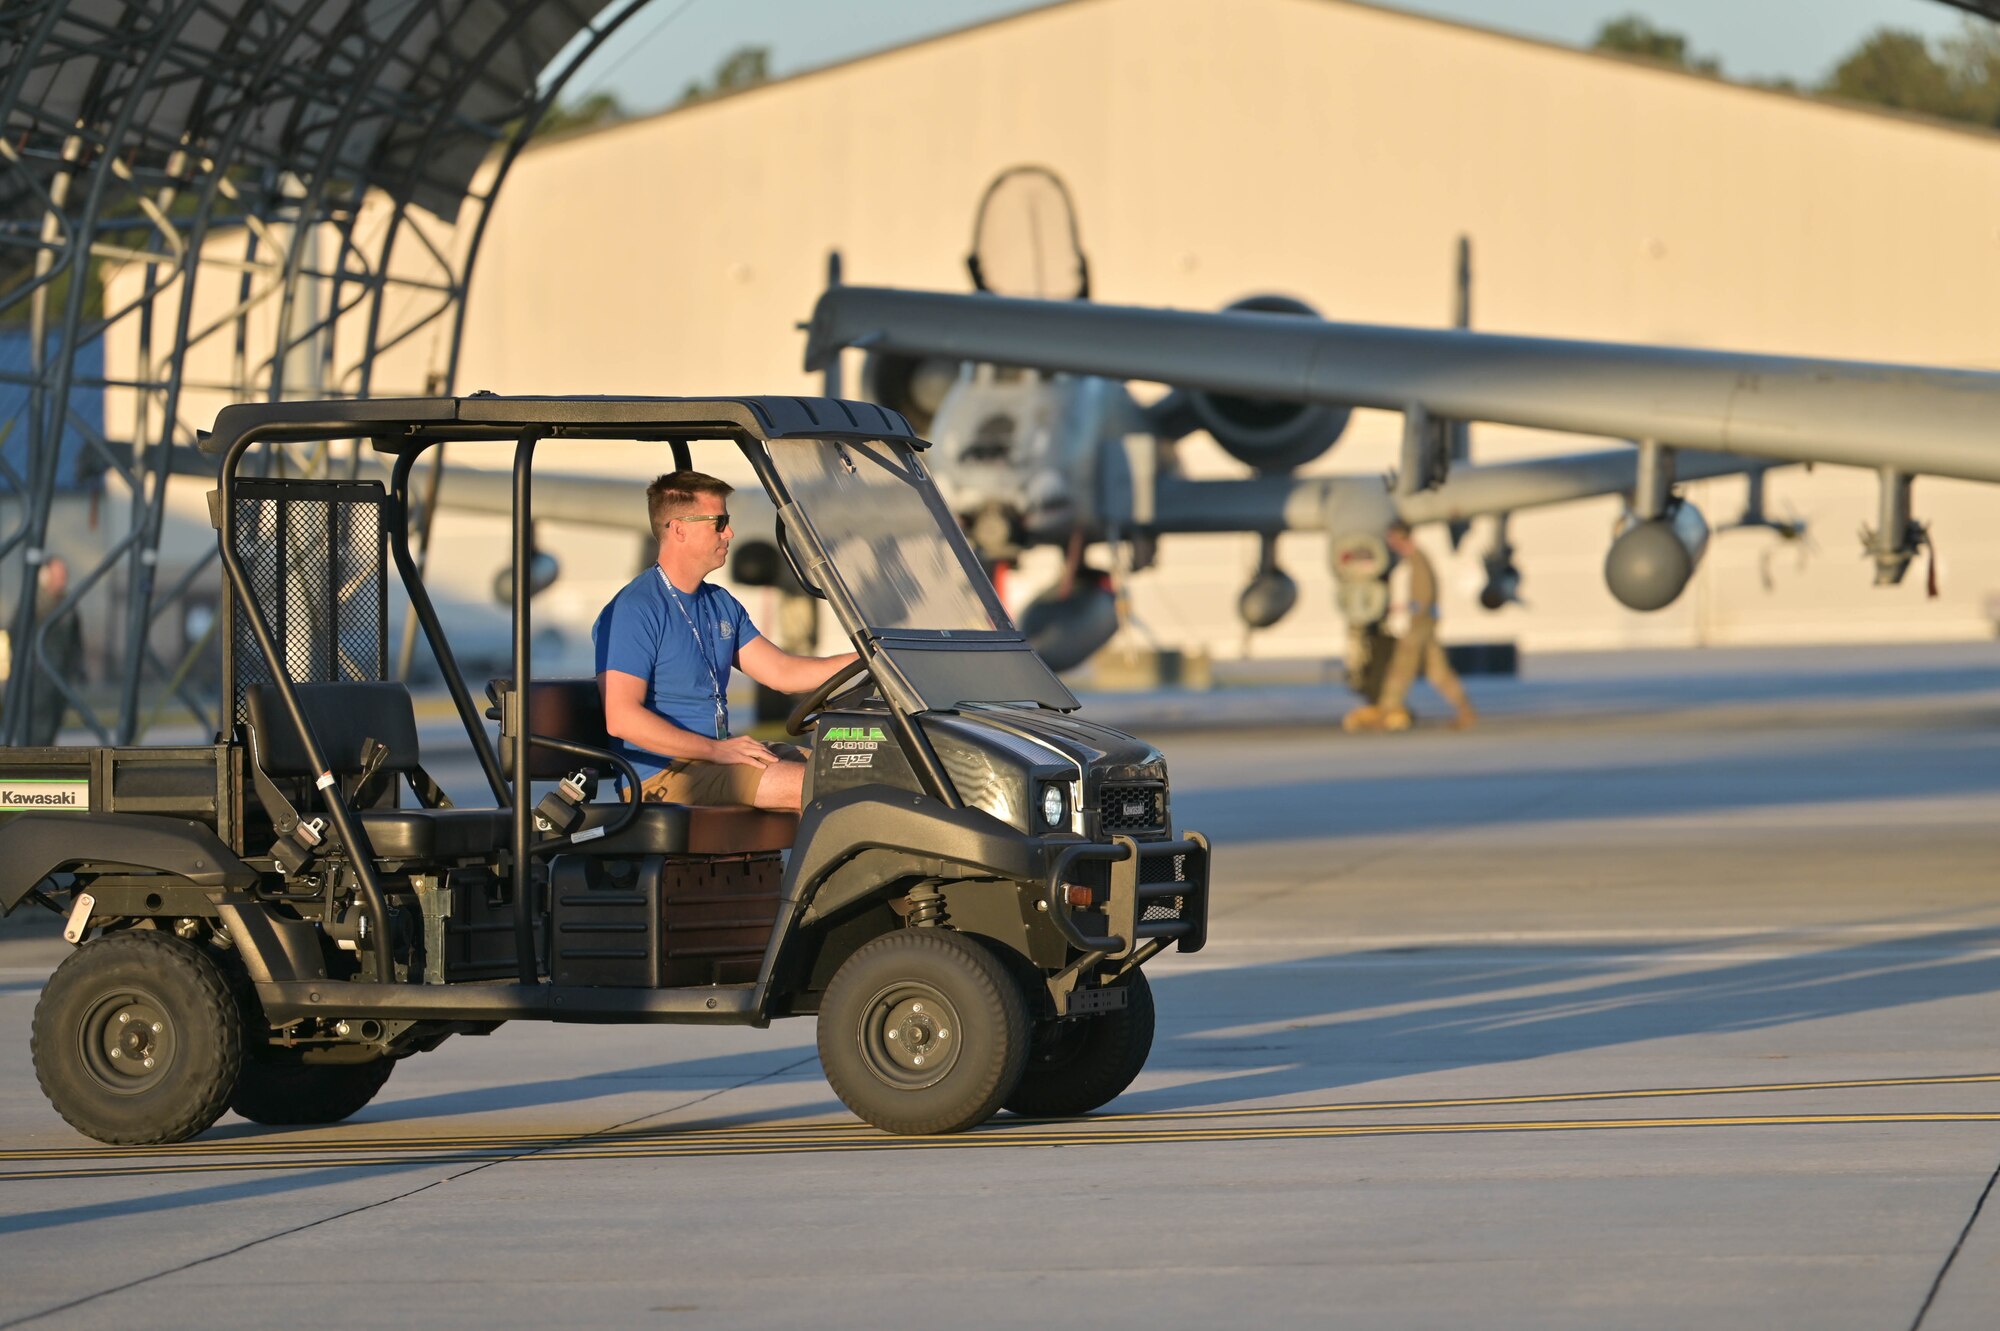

{"left": 249, "top": 681, "right": 797, "bottom": 864}
{"left": 355, "top": 805, "right": 796, "bottom": 861}
{"left": 359, "top": 808, "right": 514, "bottom": 861}
{"left": 572, "top": 803, "right": 797, "bottom": 856}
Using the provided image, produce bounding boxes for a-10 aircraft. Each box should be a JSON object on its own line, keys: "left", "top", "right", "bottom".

{"left": 423, "top": 161, "right": 2000, "bottom": 685}
{"left": 799, "top": 165, "right": 2000, "bottom": 673}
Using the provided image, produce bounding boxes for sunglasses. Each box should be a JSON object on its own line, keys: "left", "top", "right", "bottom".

{"left": 673, "top": 512, "right": 730, "bottom": 530}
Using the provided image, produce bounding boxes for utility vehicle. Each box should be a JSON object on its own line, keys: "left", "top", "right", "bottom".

{"left": 0, "top": 396, "right": 1208, "bottom": 1143}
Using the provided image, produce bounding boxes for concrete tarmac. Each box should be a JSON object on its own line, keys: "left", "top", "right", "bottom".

{"left": 4, "top": 643, "right": 2000, "bottom": 1329}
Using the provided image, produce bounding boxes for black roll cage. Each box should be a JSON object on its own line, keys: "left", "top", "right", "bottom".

{"left": 206, "top": 395, "right": 945, "bottom": 986}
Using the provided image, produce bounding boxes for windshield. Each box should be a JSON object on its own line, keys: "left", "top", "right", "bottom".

{"left": 770, "top": 437, "right": 1010, "bottom": 634}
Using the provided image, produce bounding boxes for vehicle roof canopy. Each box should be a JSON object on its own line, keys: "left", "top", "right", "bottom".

{"left": 201, "top": 395, "right": 920, "bottom": 455}
{"left": 204, "top": 393, "right": 1077, "bottom": 714}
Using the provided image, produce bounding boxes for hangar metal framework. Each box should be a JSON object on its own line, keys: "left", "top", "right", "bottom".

{"left": 0, "top": 0, "right": 641, "bottom": 744}
{"left": 6, "top": 0, "right": 1999, "bottom": 746}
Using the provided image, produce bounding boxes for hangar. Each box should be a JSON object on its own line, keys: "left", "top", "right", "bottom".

{"left": 64, "top": 0, "right": 2000, "bottom": 700}
{"left": 437, "top": 0, "right": 2000, "bottom": 660}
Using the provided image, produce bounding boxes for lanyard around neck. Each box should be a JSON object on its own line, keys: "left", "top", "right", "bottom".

{"left": 657, "top": 567, "right": 728, "bottom": 737}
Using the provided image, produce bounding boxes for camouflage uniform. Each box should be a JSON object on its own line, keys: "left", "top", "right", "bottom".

{"left": 1374, "top": 541, "right": 1474, "bottom": 730}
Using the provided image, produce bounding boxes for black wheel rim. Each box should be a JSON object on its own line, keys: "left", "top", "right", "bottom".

{"left": 1028, "top": 1018, "right": 1091, "bottom": 1070}
{"left": 855, "top": 981, "right": 963, "bottom": 1090}
{"left": 75, "top": 988, "right": 176, "bottom": 1096}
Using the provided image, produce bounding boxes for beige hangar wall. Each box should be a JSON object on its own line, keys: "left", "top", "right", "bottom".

{"left": 439, "top": 0, "right": 2000, "bottom": 661}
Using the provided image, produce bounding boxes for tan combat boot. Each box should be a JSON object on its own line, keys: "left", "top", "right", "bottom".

{"left": 1342, "top": 705, "right": 1384, "bottom": 733}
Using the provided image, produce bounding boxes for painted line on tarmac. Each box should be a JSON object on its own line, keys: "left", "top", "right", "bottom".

{"left": 3, "top": 1071, "right": 1997, "bottom": 1170}
{"left": 9, "top": 1111, "right": 2000, "bottom": 1181}
{"left": 6, "top": 1071, "right": 1996, "bottom": 1161}
{"left": 1199, "top": 926, "right": 2000, "bottom": 945}
{"left": 1172, "top": 950, "right": 2000, "bottom": 967}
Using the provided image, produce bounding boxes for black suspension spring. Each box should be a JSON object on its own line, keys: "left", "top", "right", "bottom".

{"left": 907, "top": 886, "right": 950, "bottom": 928}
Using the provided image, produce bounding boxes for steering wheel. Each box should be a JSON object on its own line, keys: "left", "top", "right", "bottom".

{"left": 787, "top": 657, "right": 875, "bottom": 736}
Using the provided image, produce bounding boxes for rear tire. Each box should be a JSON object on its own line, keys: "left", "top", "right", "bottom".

{"left": 231, "top": 1057, "right": 395, "bottom": 1126}
{"left": 1004, "top": 968, "right": 1155, "bottom": 1118}
{"left": 31, "top": 931, "right": 243, "bottom": 1145}
{"left": 817, "top": 928, "right": 1030, "bottom": 1135}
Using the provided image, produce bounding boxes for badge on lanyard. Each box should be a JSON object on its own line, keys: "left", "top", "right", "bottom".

{"left": 660, "top": 570, "right": 729, "bottom": 740}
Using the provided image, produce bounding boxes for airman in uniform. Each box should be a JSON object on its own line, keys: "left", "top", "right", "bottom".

{"left": 1343, "top": 522, "right": 1476, "bottom": 732}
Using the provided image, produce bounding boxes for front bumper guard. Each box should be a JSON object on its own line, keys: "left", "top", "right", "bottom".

{"left": 1046, "top": 831, "right": 1209, "bottom": 961}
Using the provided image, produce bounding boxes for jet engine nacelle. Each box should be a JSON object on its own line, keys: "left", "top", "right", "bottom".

{"left": 1186, "top": 295, "right": 1351, "bottom": 474}
{"left": 862, "top": 349, "right": 962, "bottom": 435}
{"left": 1019, "top": 574, "right": 1119, "bottom": 673}
{"left": 1604, "top": 500, "right": 1709, "bottom": 612}
{"left": 730, "top": 540, "right": 783, "bottom": 588}
{"left": 492, "top": 551, "right": 559, "bottom": 606}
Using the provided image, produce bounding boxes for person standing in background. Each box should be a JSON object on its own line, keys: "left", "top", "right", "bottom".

{"left": 23, "top": 556, "right": 84, "bottom": 746}
{"left": 1350, "top": 523, "right": 1476, "bottom": 733}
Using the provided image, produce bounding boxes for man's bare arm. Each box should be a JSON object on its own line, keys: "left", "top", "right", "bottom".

{"left": 736, "top": 638, "right": 859, "bottom": 695}
{"left": 598, "top": 670, "right": 776, "bottom": 768}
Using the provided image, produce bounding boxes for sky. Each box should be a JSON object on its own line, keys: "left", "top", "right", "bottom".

{"left": 552, "top": 0, "right": 1986, "bottom": 118}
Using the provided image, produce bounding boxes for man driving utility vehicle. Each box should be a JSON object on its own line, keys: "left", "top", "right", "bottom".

{"left": 595, "top": 470, "right": 857, "bottom": 811}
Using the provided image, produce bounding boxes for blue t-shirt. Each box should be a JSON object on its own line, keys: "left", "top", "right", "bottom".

{"left": 593, "top": 569, "right": 761, "bottom": 778}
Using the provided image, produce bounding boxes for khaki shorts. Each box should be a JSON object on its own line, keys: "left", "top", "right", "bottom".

{"left": 631, "top": 742, "right": 808, "bottom": 807}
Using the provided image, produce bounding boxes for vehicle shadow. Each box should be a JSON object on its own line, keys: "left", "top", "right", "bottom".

{"left": 0, "top": 1051, "right": 847, "bottom": 1236}
{"left": 241, "top": 1047, "right": 837, "bottom": 1128}
{"left": 7, "top": 920, "right": 1995, "bottom": 1234}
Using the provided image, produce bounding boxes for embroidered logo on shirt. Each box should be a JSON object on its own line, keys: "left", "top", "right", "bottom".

{"left": 718, "top": 622, "right": 733, "bottom": 639}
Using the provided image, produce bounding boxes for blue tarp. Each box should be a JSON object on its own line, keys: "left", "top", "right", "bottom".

{"left": 0, "top": 329, "right": 105, "bottom": 495}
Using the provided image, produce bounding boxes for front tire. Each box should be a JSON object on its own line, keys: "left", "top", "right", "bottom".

{"left": 817, "top": 928, "right": 1030, "bottom": 1135}
{"left": 31, "top": 931, "right": 243, "bottom": 1145}
{"left": 232, "top": 1056, "right": 395, "bottom": 1126}
{"left": 1004, "top": 968, "right": 1155, "bottom": 1118}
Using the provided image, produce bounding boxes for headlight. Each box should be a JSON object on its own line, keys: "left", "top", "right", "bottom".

{"left": 1040, "top": 782, "right": 1065, "bottom": 828}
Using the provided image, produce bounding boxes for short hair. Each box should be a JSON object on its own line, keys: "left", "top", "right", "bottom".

{"left": 647, "top": 470, "right": 733, "bottom": 543}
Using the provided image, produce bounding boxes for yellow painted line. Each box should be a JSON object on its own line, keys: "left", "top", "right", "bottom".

{"left": 1071, "top": 1072, "right": 2000, "bottom": 1127}
{"left": 7, "top": 1111, "right": 2000, "bottom": 1182}
{"left": 4, "top": 1071, "right": 1999, "bottom": 1164}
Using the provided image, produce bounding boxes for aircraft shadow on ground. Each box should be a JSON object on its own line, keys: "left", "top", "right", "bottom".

{"left": 1478, "top": 660, "right": 2000, "bottom": 717}
{"left": 0, "top": 1157, "right": 449, "bottom": 1240}
{"left": 1113, "top": 923, "right": 2000, "bottom": 1115}
{"left": 1175, "top": 724, "right": 2000, "bottom": 843}
{"left": 1110, "top": 659, "right": 2000, "bottom": 734}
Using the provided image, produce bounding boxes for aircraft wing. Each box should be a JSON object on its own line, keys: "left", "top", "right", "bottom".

{"left": 806, "top": 286, "right": 2000, "bottom": 485}
{"left": 1138, "top": 447, "right": 1766, "bottom": 535}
